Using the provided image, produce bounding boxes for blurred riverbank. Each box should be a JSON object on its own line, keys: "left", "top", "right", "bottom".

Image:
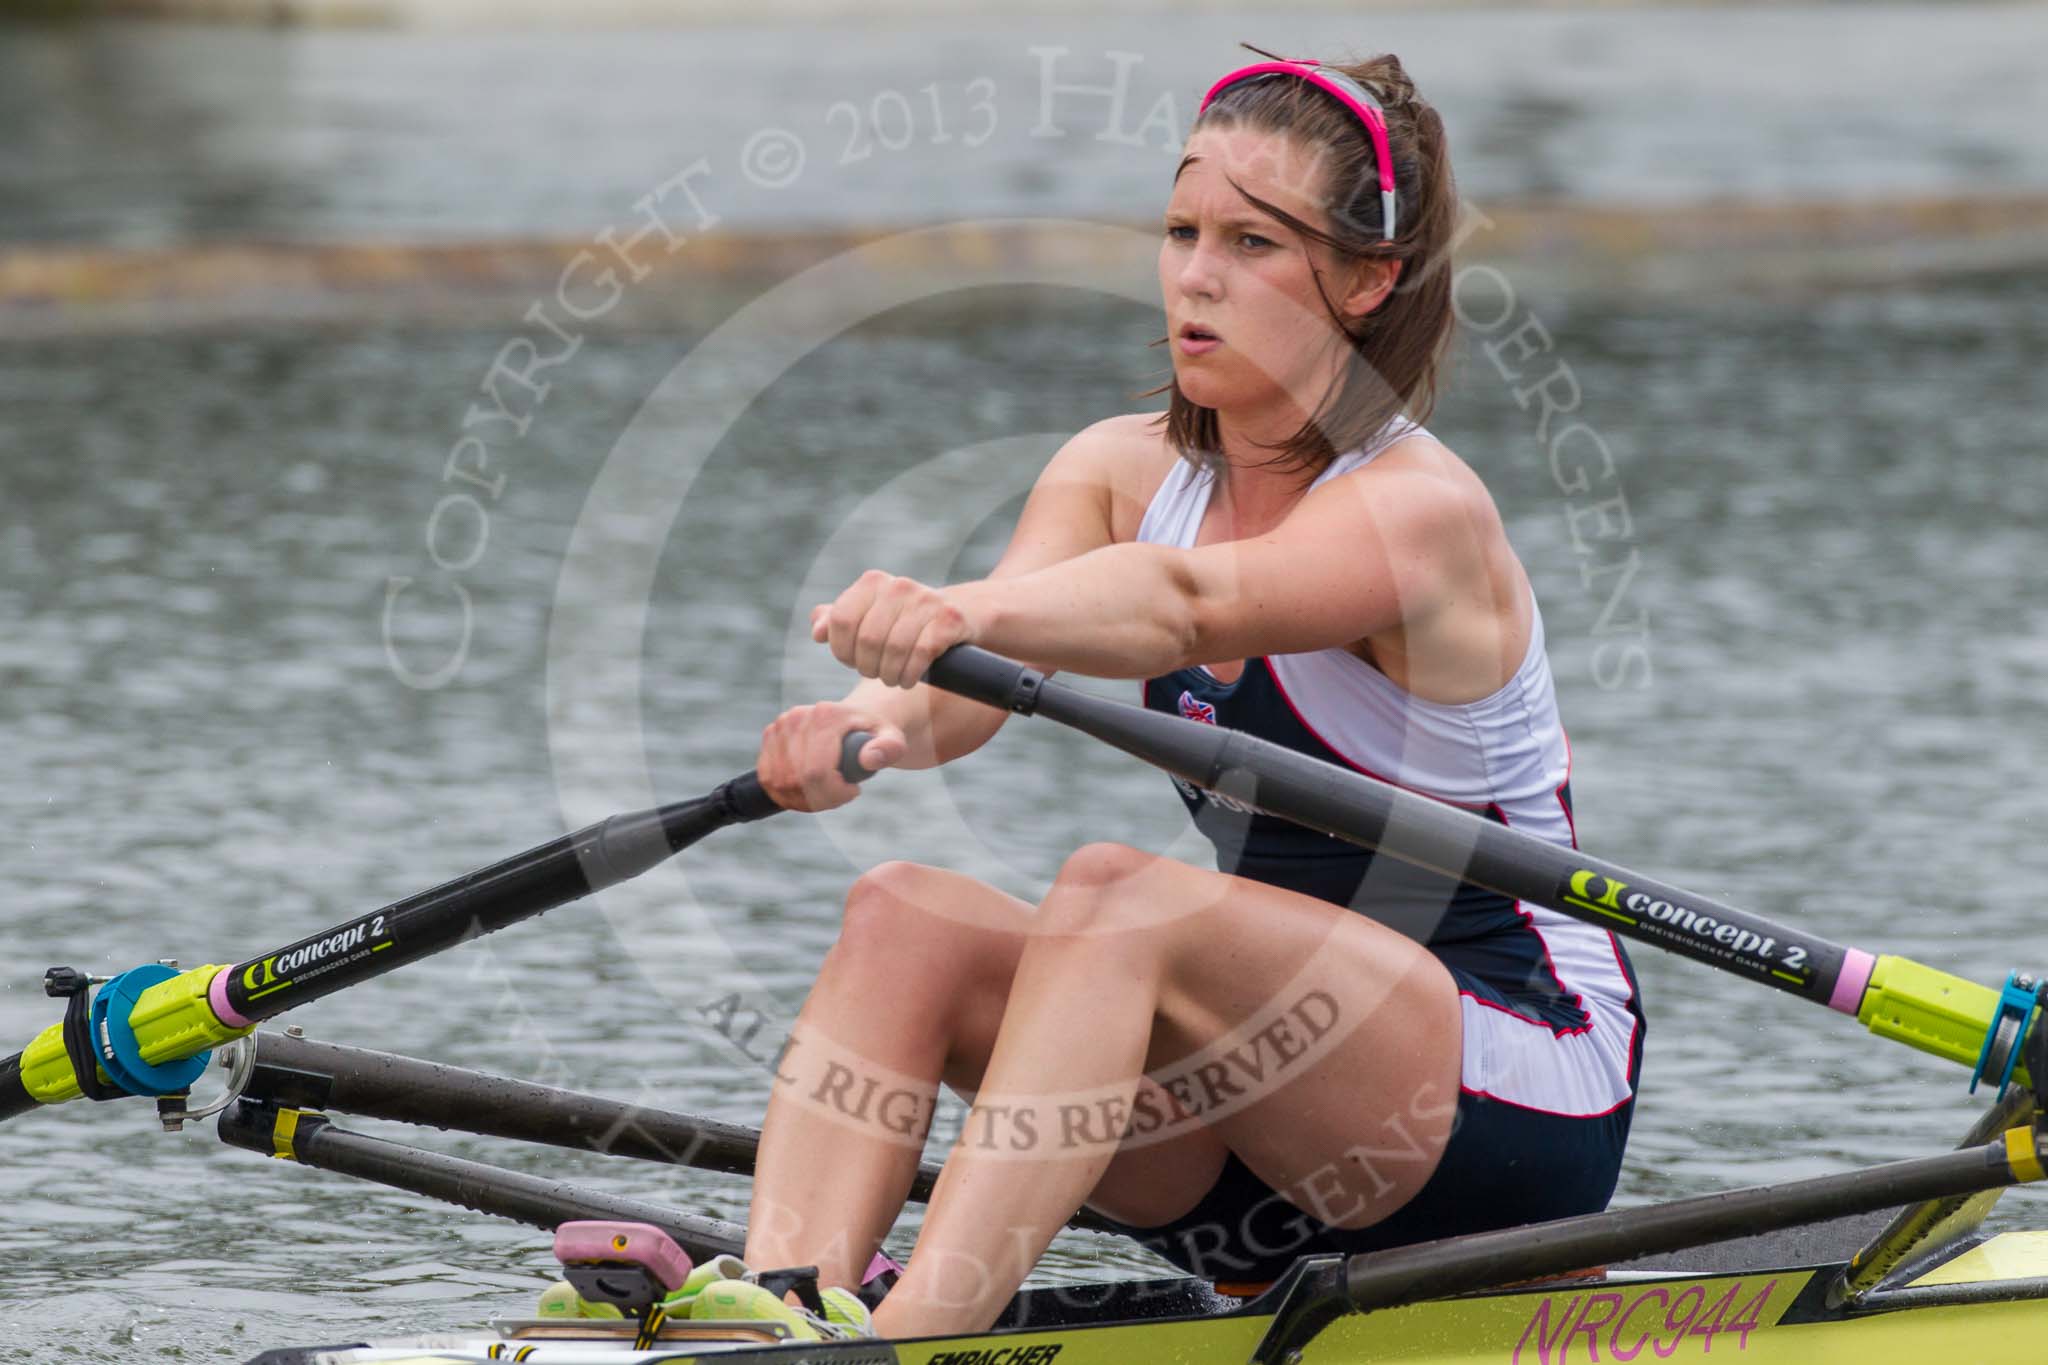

{"left": 7, "top": 196, "right": 2048, "bottom": 336}
{"left": 7, "top": 9, "right": 2046, "bottom": 243}
{"left": 7, "top": 5, "right": 2048, "bottom": 331}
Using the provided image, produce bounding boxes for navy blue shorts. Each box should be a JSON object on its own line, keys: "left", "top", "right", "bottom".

{"left": 1087, "top": 1077, "right": 1635, "bottom": 1284}
{"left": 1085, "top": 934, "right": 1640, "bottom": 1285}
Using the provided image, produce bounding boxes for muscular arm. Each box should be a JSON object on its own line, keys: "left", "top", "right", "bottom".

{"left": 946, "top": 458, "right": 1466, "bottom": 679}
{"left": 841, "top": 421, "right": 1127, "bottom": 768}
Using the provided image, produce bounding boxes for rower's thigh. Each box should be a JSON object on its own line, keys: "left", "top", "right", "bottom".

{"left": 1046, "top": 844, "right": 1464, "bottom": 1228}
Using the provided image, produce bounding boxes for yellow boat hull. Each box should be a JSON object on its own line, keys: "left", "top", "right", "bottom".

{"left": 247, "top": 1231, "right": 2048, "bottom": 1365}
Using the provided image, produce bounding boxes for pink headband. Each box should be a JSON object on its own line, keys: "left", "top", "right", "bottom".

{"left": 1197, "top": 61, "right": 1399, "bottom": 241}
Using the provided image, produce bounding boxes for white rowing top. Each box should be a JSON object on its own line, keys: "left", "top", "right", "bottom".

{"left": 1132, "top": 418, "right": 1641, "bottom": 1118}
{"left": 1135, "top": 418, "right": 1576, "bottom": 840}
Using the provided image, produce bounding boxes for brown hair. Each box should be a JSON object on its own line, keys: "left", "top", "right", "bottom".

{"left": 1146, "top": 49, "right": 1459, "bottom": 484}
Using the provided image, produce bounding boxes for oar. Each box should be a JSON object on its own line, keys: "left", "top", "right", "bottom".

{"left": 246, "top": 1032, "right": 785, "bottom": 1175}
{"left": 919, "top": 646, "right": 2043, "bottom": 1090}
{"left": 242, "top": 1030, "right": 1124, "bottom": 1234}
{"left": 0, "top": 737, "right": 874, "bottom": 1123}
{"left": 215, "top": 1098, "right": 750, "bottom": 1263}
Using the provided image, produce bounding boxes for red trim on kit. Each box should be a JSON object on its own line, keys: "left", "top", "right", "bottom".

{"left": 1608, "top": 932, "right": 1646, "bottom": 1084}
{"left": 1504, "top": 902, "right": 1591, "bottom": 1034}
{"left": 1263, "top": 655, "right": 1642, "bottom": 1118}
{"left": 1460, "top": 987, "right": 1589, "bottom": 1039}
{"left": 1458, "top": 1080, "right": 1637, "bottom": 1120}
{"left": 1458, "top": 946, "right": 1640, "bottom": 1119}
{"left": 1493, "top": 802, "right": 1644, "bottom": 1085}
{"left": 1263, "top": 657, "right": 1493, "bottom": 812}
{"left": 1494, "top": 800, "right": 1594, "bottom": 1036}
{"left": 1555, "top": 727, "right": 1578, "bottom": 848}
{"left": 1455, "top": 917, "right": 1644, "bottom": 1115}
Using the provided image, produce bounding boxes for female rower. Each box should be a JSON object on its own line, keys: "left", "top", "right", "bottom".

{"left": 740, "top": 51, "right": 1644, "bottom": 1341}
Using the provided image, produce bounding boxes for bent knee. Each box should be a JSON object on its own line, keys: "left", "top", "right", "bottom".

{"left": 844, "top": 859, "right": 945, "bottom": 922}
{"left": 835, "top": 861, "right": 1022, "bottom": 978}
{"left": 847, "top": 858, "right": 1015, "bottom": 934}
{"left": 1037, "top": 842, "right": 1164, "bottom": 934}
{"left": 1056, "top": 842, "right": 1155, "bottom": 889}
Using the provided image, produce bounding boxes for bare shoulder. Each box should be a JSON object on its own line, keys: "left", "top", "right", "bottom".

{"left": 1053, "top": 411, "right": 1174, "bottom": 477}
{"left": 993, "top": 412, "right": 1172, "bottom": 579}
{"left": 1302, "top": 429, "right": 1524, "bottom": 625}
{"left": 1047, "top": 411, "right": 1179, "bottom": 542}
{"left": 1355, "top": 431, "right": 1533, "bottom": 646}
{"left": 1341, "top": 429, "right": 1508, "bottom": 542}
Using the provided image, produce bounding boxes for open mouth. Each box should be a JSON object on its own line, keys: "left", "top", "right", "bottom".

{"left": 1179, "top": 322, "right": 1220, "bottom": 343}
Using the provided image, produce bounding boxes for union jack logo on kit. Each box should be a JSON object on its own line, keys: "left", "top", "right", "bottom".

{"left": 1178, "top": 691, "right": 1218, "bottom": 725}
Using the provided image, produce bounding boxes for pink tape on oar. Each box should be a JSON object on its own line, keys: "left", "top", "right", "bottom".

{"left": 209, "top": 966, "right": 254, "bottom": 1029}
{"left": 863, "top": 1251, "right": 906, "bottom": 1285}
{"left": 1829, "top": 948, "right": 1877, "bottom": 1015}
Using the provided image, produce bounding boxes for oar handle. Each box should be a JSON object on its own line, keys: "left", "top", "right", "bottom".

{"left": 926, "top": 646, "right": 1043, "bottom": 713}
{"left": 838, "top": 730, "right": 881, "bottom": 783}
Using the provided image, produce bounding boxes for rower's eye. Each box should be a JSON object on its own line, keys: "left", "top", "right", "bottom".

{"left": 1164, "top": 225, "right": 1275, "bottom": 251}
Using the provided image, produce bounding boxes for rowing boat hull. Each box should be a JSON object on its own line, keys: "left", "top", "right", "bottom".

{"left": 244, "top": 1232, "right": 2048, "bottom": 1365}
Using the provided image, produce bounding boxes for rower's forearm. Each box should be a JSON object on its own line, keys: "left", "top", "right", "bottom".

{"left": 841, "top": 677, "right": 1006, "bottom": 769}
{"left": 954, "top": 543, "right": 1197, "bottom": 679}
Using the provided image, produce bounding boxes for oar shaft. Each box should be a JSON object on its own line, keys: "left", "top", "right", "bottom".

{"left": 244, "top": 1031, "right": 1127, "bottom": 1234}
{"left": 0, "top": 1059, "right": 29, "bottom": 1123}
{"left": 925, "top": 648, "right": 1858, "bottom": 1007}
{"left": 217, "top": 1100, "right": 748, "bottom": 1262}
{"left": 248, "top": 1031, "right": 775, "bottom": 1174}
{"left": 219, "top": 791, "right": 759, "bottom": 1024}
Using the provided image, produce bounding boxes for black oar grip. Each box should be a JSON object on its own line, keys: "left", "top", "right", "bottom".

{"left": 925, "top": 645, "right": 1045, "bottom": 714}
{"left": 838, "top": 730, "right": 879, "bottom": 784}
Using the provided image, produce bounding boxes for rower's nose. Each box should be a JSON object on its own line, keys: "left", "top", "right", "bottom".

{"left": 1174, "top": 237, "right": 1224, "bottom": 305}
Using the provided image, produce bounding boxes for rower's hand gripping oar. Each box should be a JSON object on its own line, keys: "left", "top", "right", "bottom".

{"left": 0, "top": 735, "right": 877, "bottom": 1124}
{"left": 919, "top": 644, "right": 2048, "bottom": 1100}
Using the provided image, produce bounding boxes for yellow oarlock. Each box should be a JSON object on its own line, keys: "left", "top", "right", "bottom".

{"left": 19, "top": 964, "right": 252, "bottom": 1104}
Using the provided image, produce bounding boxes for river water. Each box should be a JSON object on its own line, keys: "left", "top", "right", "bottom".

{"left": 3, "top": 6, "right": 2047, "bottom": 1362}
{"left": 1, "top": 266, "right": 2043, "bottom": 1360}
{"left": 4, "top": 6, "right": 2048, "bottom": 246}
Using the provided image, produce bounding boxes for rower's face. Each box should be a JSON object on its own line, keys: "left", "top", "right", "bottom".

{"left": 1159, "top": 126, "right": 1385, "bottom": 414}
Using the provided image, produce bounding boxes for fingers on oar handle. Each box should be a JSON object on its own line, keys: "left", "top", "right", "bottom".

{"left": 923, "top": 645, "right": 1043, "bottom": 714}
{"left": 839, "top": 731, "right": 879, "bottom": 784}
{"left": 727, "top": 731, "right": 880, "bottom": 821}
